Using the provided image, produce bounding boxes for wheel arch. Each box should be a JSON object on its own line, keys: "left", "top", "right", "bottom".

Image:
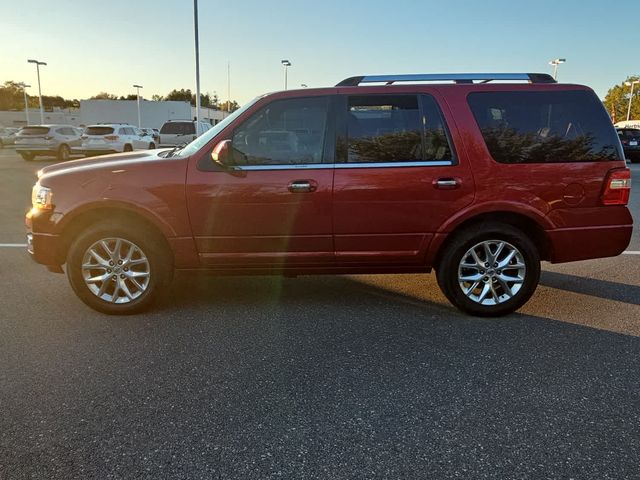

{"left": 57, "top": 206, "right": 174, "bottom": 266}
{"left": 430, "top": 210, "right": 552, "bottom": 270}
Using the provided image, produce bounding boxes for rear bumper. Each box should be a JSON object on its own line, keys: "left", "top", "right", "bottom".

{"left": 547, "top": 224, "right": 633, "bottom": 263}
{"left": 16, "top": 146, "right": 56, "bottom": 154}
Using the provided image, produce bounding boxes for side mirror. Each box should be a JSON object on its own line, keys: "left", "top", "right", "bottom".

{"left": 211, "top": 139, "right": 232, "bottom": 167}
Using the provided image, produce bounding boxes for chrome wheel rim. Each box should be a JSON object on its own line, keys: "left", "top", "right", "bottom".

{"left": 458, "top": 240, "right": 526, "bottom": 306}
{"left": 81, "top": 238, "right": 150, "bottom": 304}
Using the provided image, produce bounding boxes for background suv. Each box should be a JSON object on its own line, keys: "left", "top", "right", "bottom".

{"left": 14, "top": 124, "right": 81, "bottom": 161}
{"left": 26, "top": 73, "right": 632, "bottom": 316}
{"left": 81, "top": 124, "right": 155, "bottom": 156}
{"left": 617, "top": 128, "right": 640, "bottom": 163}
{"left": 159, "top": 120, "right": 211, "bottom": 147}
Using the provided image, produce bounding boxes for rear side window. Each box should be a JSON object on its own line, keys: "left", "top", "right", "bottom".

{"left": 345, "top": 94, "right": 453, "bottom": 163}
{"left": 468, "top": 90, "right": 623, "bottom": 163}
{"left": 160, "top": 122, "right": 195, "bottom": 135}
{"left": 618, "top": 129, "right": 640, "bottom": 140}
{"left": 86, "top": 127, "right": 114, "bottom": 135}
{"left": 19, "top": 127, "right": 50, "bottom": 135}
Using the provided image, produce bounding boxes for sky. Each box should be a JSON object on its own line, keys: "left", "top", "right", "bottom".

{"left": 1, "top": 0, "right": 638, "bottom": 105}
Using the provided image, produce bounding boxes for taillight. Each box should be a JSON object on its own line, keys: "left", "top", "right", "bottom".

{"left": 622, "top": 139, "right": 629, "bottom": 145}
{"left": 104, "top": 135, "right": 119, "bottom": 141}
{"left": 601, "top": 168, "right": 631, "bottom": 205}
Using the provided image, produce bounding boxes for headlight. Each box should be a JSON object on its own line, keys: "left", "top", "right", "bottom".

{"left": 31, "top": 183, "right": 53, "bottom": 210}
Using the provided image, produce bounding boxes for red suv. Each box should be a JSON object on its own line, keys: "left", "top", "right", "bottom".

{"left": 25, "top": 73, "right": 632, "bottom": 316}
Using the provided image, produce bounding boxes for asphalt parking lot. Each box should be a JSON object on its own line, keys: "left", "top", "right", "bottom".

{"left": 1, "top": 148, "right": 639, "bottom": 479}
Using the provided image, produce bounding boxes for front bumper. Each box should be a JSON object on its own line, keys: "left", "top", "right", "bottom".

{"left": 25, "top": 209, "right": 64, "bottom": 268}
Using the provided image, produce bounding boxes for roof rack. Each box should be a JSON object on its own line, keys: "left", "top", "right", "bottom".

{"left": 335, "top": 73, "right": 556, "bottom": 87}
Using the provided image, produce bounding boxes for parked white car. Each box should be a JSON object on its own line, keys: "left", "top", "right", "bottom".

{"left": 81, "top": 124, "right": 156, "bottom": 156}
{"left": 158, "top": 120, "right": 211, "bottom": 147}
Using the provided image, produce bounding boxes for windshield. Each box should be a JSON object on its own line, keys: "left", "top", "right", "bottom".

{"left": 174, "top": 97, "right": 262, "bottom": 157}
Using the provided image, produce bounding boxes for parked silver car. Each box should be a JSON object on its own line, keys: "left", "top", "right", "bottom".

{"left": 15, "top": 125, "right": 82, "bottom": 161}
{"left": 0, "top": 127, "right": 19, "bottom": 147}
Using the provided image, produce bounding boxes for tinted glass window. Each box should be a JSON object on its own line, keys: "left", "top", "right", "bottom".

{"left": 468, "top": 90, "right": 623, "bottom": 163}
{"left": 86, "top": 127, "right": 114, "bottom": 135}
{"left": 232, "top": 96, "right": 328, "bottom": 165}
{"left": 160, "top": 122, "right": 195, "bottom": 135}
{"left": 619, "top": 129, "right": 640, "bottom": 140}
{"left": 19, "top": 127, "right": 50, "bottom": 135}
{"left": 346, "top": 95, "right": 422, "bottom": 163}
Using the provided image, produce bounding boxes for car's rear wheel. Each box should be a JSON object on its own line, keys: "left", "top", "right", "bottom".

{"left": 436, "top": 223, "right": 540, "bottom": 317}
{"left": 149, "top": 142, "right": 156, "bottom": 149}
{"left": 57, "top": 144, "right": 70, "bottom": 162}
{"left": 66, "top": 221, "right": 171, "bottom": 314}
{"left": 123, "top": 144, "right": 133, "bottom": 152}
{"left": 20, "top": 152, "right": 34, "bottom": 161}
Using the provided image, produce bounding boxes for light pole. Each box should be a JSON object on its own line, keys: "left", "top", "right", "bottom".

{"left": 625, "top": 80, "right": 640, "bottom": 121}
{"left": 548, "top": 58, "right": 566, "bottom": 80}
{"left": 193, "top": 0, "right": 201, "bottom": 127}
{"left": 133, "top": 84, "right": 143, "bottom": 127}
{"left": 27, "top": 59, "right": 46, "bottom": 124}
{"left": 18, "top": 83, "right": 31, "bottom": 125}
{"left": 281, "top": 60, "right": 291, "bottom": 90}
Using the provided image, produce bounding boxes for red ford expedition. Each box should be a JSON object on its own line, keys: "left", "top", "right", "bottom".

{"left": 25, "top": 73, "right": 632, "bottom": 316}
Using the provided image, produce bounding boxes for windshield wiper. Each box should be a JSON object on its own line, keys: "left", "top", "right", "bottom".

{"left": 164, "top": 142, "right": 188, "bottom": 158}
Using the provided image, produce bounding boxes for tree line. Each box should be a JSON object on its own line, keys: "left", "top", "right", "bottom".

{"left": 90, "top": 88, "right": 239, "bottom": 112}
{"left": 0, "top": 80, "right": 239, "bottom": 112}
{"left": 603, "top": 75, "right": 640, "bottom": 123}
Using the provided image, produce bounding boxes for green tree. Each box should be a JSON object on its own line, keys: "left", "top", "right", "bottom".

{"left": 0, "top": 81, "right": 25, "bottom": 110}
{"left": 219, "top": 100, "right": 240, "bottom": 112}
{"left": 165, "top": 88, "right": 192, "bottom": 103}
{"left": 90, "top": 92, "right": 119, "bottom": 100}
{"left": 151, "top": 94, "right": 164, "bottom": 101}
{"left": 603, "top": 75, "right": 640, "bottom": 123}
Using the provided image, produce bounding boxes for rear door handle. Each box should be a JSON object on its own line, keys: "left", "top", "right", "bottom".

{"left": 434, "top": 178, "right": 460, "bottom": 189}
{"left": 288, "top": 180, "right": 317, "bottom": 193}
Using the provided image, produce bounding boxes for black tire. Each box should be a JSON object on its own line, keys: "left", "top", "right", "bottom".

{"left": 66, "top": 220, "right": 172, "bottom": 315}
{"left": 149, "top": 142, "right": 156, "bottom": 150}
{"left": 20, "top": 152, "right": 35, "bottom": 161}
{"left": 436, "top": 223, "right": 541, "bottom": 317}
{"left": 57, "top": 144, "right": 70, "bottom": 162}
{"left": 123, "top": 144, "right": 133, "bottom": 152}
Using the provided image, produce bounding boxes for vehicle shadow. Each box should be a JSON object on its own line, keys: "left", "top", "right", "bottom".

{"left": 540, "top": 270, "right": 640, "bottom": 306}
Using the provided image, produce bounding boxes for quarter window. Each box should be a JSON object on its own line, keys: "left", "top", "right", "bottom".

{"left": 468, "top": 90, "right": 623, "bottom": 163}
{"left": 232, "top": 96, "right": 329, "bottom": 165}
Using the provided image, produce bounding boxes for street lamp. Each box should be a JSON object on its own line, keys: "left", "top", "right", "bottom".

{"left": 548, "top": 58, "right": 566, "bottom": 80}
{"left": 193, "top": 0, "right": 201, "bottom": 127}
{"left": 625, "top": 80, "right": 640, "bottom": 121}
{"left": 27, "top": 59, "right": 46, "bottom": 124}
{"left": 133, "top": 84, "right": 143, "bottom": 127}
{"left": 17, "top": 83, "right": 31, "bottom": 125}
{"left": 281, "top": 60, "right": 291, "bottom": 90}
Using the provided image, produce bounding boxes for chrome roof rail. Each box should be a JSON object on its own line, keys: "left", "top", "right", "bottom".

{"left": 335, "top": 73, "right": 557, "bottom": 87}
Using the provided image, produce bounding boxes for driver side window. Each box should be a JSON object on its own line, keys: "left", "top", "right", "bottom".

{"left": 231, "top": 96, "right": 328, "bottom": 165}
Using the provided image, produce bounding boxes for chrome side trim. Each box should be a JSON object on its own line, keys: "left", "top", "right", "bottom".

{"left": 335, "top": 161, "right": 453, "bottom": 169}
{"left": 236, "top": 164, "right": 334, "bottom": 171}
{"left": 233, "top": 160, "right": 454, "bottom": 171}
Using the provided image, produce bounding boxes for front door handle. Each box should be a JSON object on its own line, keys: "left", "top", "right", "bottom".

{"left": 288, "top": 180, "right": 317, "bottom": 193}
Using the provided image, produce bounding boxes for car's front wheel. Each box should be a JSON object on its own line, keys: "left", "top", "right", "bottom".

{"left": 66, "top": 221, "right": 171, "bottom": 314}
{"left": 436, "top": 223, "right": 540, "bottom": 317}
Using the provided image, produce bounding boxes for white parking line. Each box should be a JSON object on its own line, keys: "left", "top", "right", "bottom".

{"left": 623, "top": 251, "right": 640, "bottom": 255}
{"left": 0, "top": 244, "right": 27, "bottom": 247}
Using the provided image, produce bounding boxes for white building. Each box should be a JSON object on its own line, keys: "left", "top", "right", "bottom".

{"left": 80, "top": 99, "right": 227, "bottom": 128}
{"left": 0, "top": 100, "right": 228, "bottom": 129}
